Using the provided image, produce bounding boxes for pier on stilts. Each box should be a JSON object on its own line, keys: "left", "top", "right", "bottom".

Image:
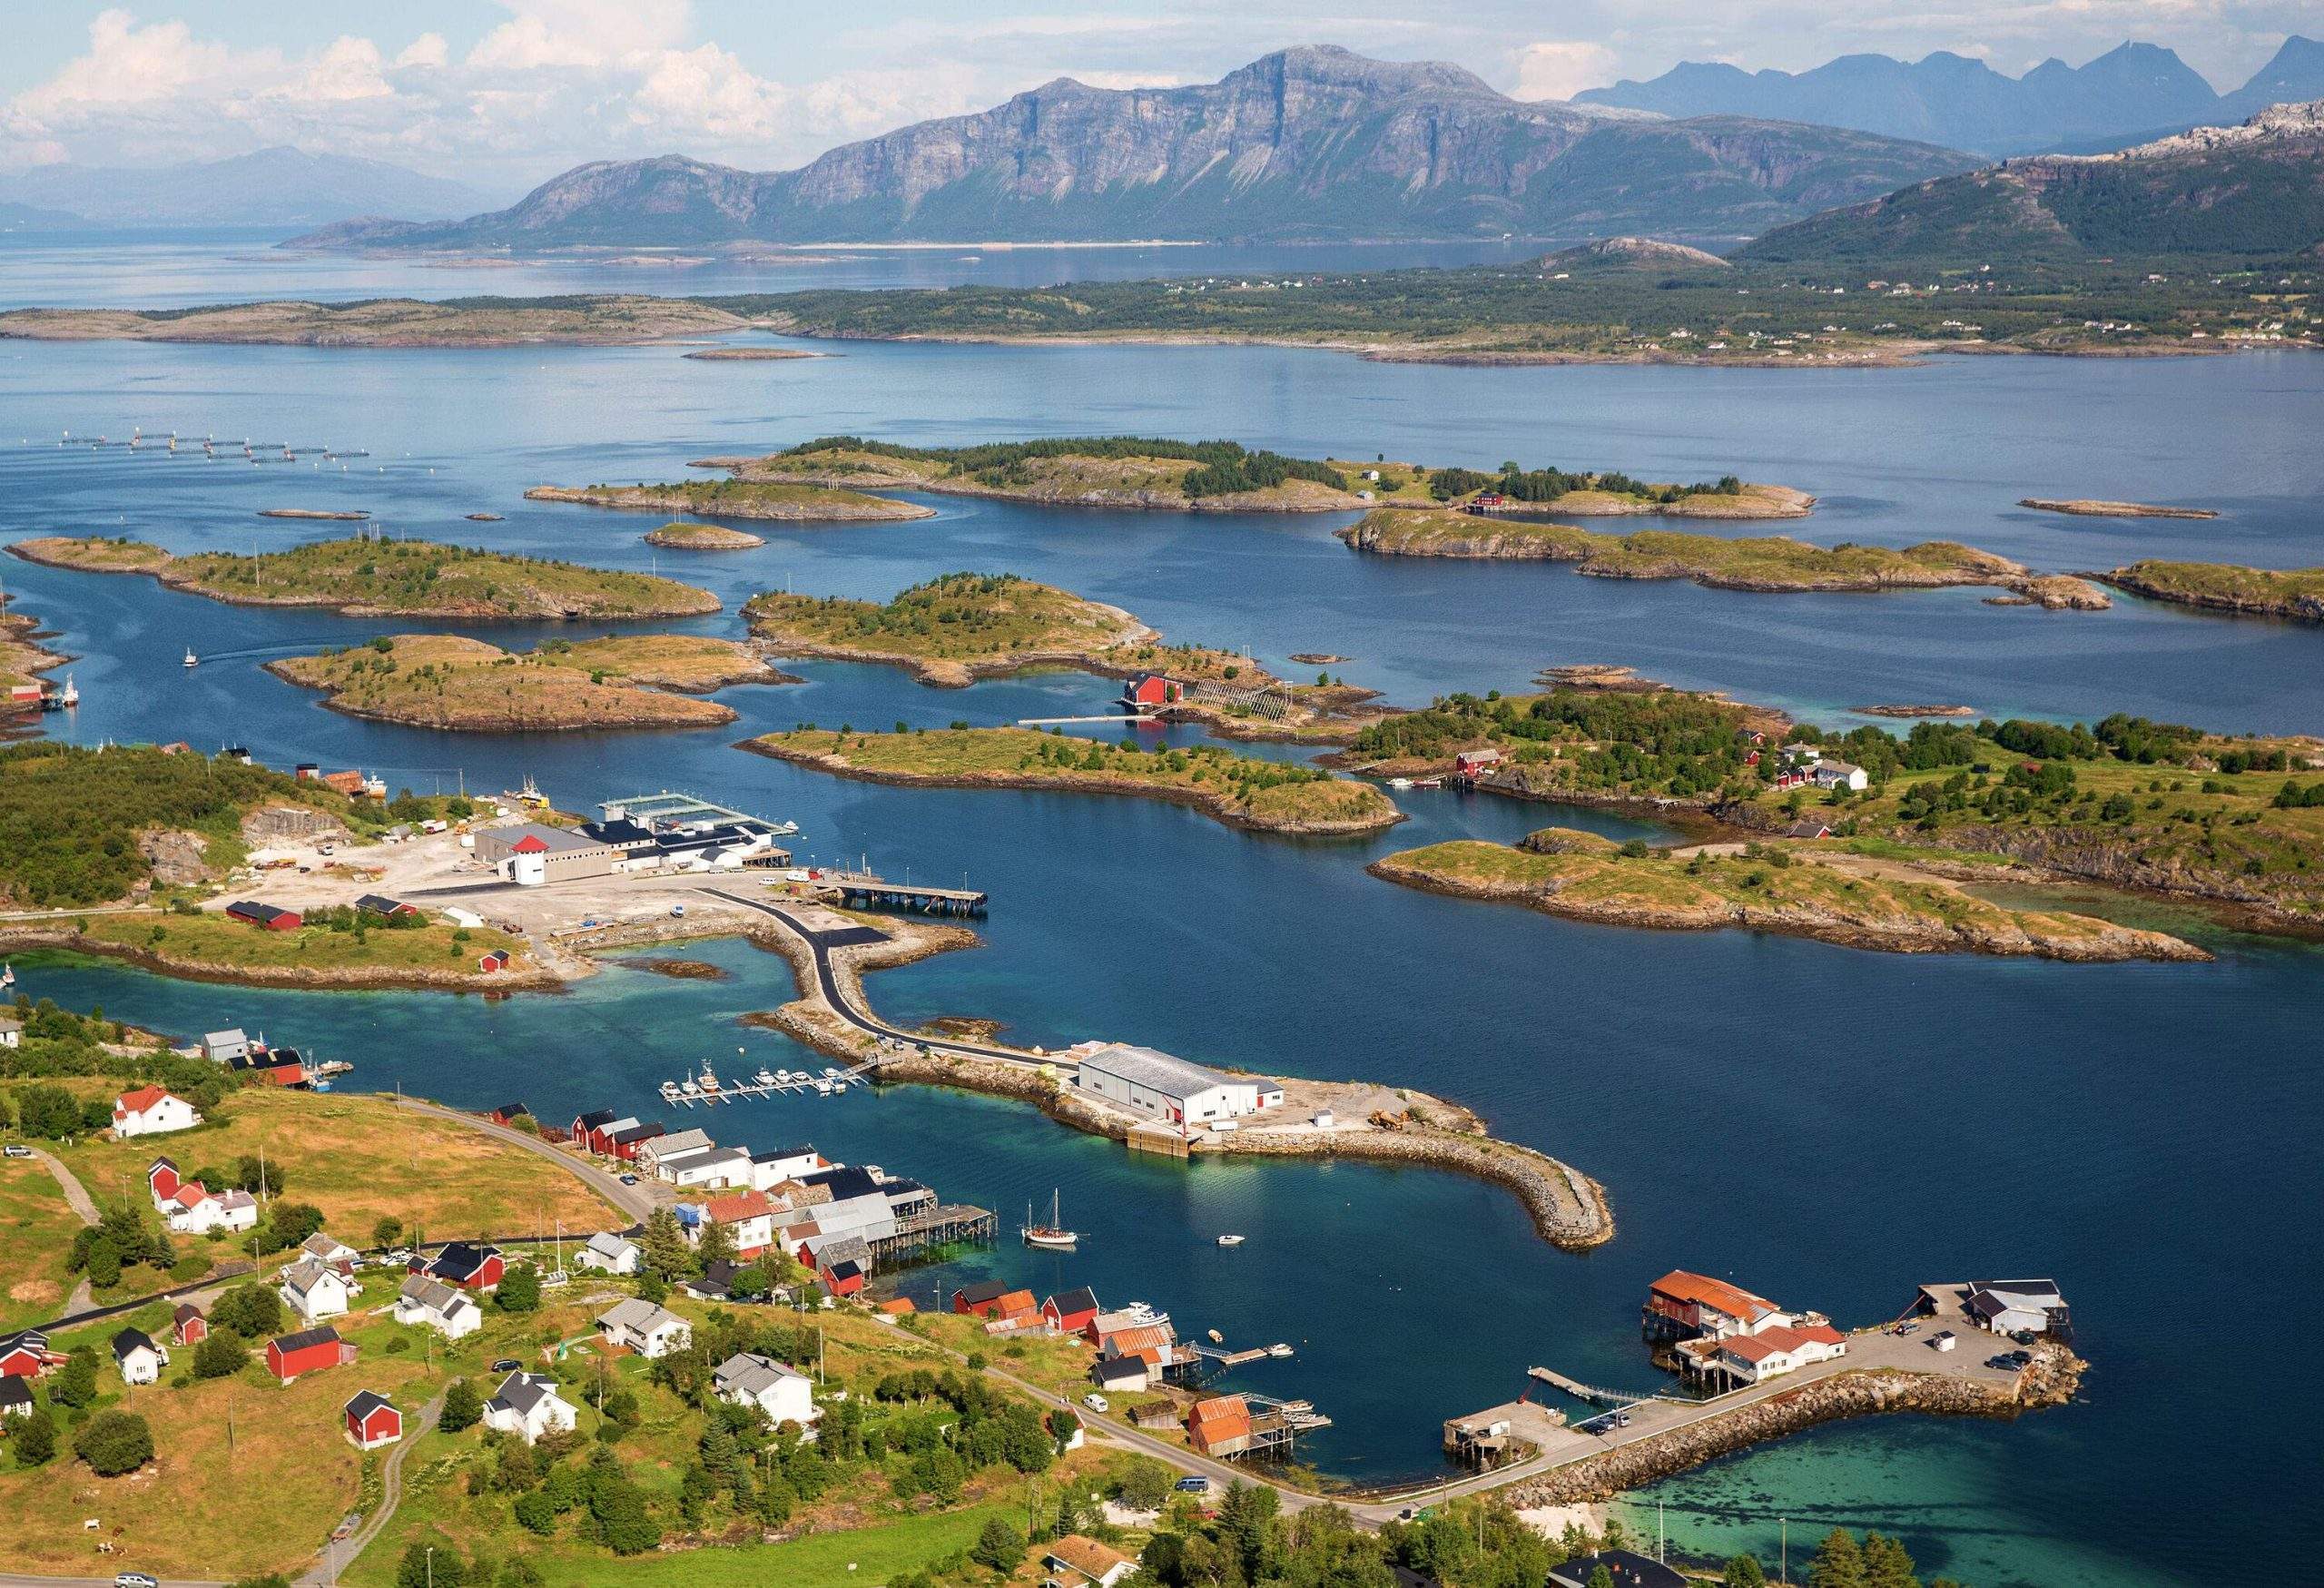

{"left": 824, "top": 871, "right": 988, "bottom": 917}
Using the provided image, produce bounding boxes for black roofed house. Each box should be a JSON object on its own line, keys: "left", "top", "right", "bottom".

{"left": 1780, "top": 819, "right": 1834, "bottom": 839}
{"left": 413, "top": 1241, "right": 506, "bottom": 1292}
{"left": 0, "top": 1329, "right": 54, "bottom": 1378}
{"left": 226, "top": 900, "right": 303, "bottom": 932}
{"left": 0, "top": 1375, "right": 33, "bottom": 1418}
{"left": 1044, "top": 1287, "right": 1102, "bottom": 1334}
{"left": 1548, "top": 1551, "right": 1688, "bottom": 1588}
{"left": 607, "top": 1121, "right": 665, "bottom": 1160}
{"left": 354, "top": 893, "right": 417, "bottom": 918}
{"left": 267, "top": 1325, "right": 352, "bottom": 1382}
{"left": 112, "top": 1327, "right": 166, "bottom": 1386}
{"left": 482, "top": 1371, "right": 576, "bottom": 1444}
{"left": 570, "top": 1109, "right": 618, "bottom": 1147}
{"left": 952, "top": 1280, "right": 1013, "bottom": 1315}
{"left": 487, "top": 1102, "right": 531, "bottom": 1127}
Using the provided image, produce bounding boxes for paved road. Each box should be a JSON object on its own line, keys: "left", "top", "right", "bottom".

{"left": 694, "top": 887, "right": 1049, "bottom": 1068}
{"left": 389, "top": 1096, "right": 655, "bottom": 1223}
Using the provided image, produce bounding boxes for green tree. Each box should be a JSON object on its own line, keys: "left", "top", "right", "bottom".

{"left": 396, "top": 1543, "right": 465, "bottom": 1588}
{"left": 210, "top": 1282, "right": 284, "bottom": 1338}
{"left": 52, "top": 1349, "right": 98, "bottom": 1409}
{"left": 1862, "top": 1534, "right": 1920, "bottom": 1588}
{"left": 1725, "top": 1554, "right": 1768, "bottom": 1588}
{"left": 496, "top": 1263, "right": 542, "bottom": 1314}
{"left": 266, "top": 1201, "right": 327, "bottom": 1249}
{"left": 372, "top": 1217, "right": 404, "bottom": 1248}
{"left": 1589, "top": 1571, "right": 1615, "bottom": 1588}
{"left": 971, "top": 1515, "right": 1022, "bottom": 1572}
{"left": 696, "top": 1218, "right": 738, "bottom": 1269}
{"left": 74, "top": 1409, "right": 154, "bottom": 1475}
{"left": 1810, "top": 1529, "right": 1868, "bottom": 1588}
{"left": 12, "top": 1406, "right": 56, "bottom": 1466}
{"left": 638, "top": 1207, "right": 693, "bottom": 1279}
{"left": 590, "top": 1471, "right": 660, "bottom": 1555}
{"left": 193, "top": 1330, "right": 250, "bottom": 1379}
{"left": 440, "top": 1378, "right": 483, "bottom": 1434}
{"left": 15, "top": 1084, "right": 83, "bottom": 1139}
{"left": 1116, "top": 1456, "right": 1173, "bottom": 1513}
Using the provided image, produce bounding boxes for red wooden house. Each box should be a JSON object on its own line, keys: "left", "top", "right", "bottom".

{"left": 487, "top": 1102, "right": 530, "bottom": 1127}
{"left": 267, "top": 1326, "right": 351, "bottom": 1383}
{"left": 952, "top": 1281, "right": 1011, "bottom": 1317}
{"left": 820, "top": 1258, "right": 866, "bottom": 1298}
{"left": 411, "top": 1242, "right": 505, "bottom": 1292}
{"left": 0, "top": 1328, "right": 58, "bottom": 1378}
{"left": 1042, "top": 1287, "right": 1101, "bottom": 1336}
{"left": 477, "top": 949, "right": 511, "bottom": 973}
{"left": 571, "top": 1110, "right": 616, "bottom": 1148}
{"left": 1121, "top": 675, "right": 1185, "bottom": 709}
{"left": 172, "top": 1303, "right": 209, "bottom": 1347}
{"left": 343, "top": 1390, "right": 403, "bottom": 1450}
{"left": 226, "top": 901, "right": 303, "bottom": 931}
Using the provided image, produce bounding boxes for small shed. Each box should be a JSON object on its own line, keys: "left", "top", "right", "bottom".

{"left": 343, "top": 1390, "right": 402, "bottom": 1450}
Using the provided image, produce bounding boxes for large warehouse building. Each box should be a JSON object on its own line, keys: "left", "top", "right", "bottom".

{"left": 473, "top": 823, "right": 618, "bottom": 886}
{"left": 1073, "top": 1044, "right": 1283, "bottom": 1128}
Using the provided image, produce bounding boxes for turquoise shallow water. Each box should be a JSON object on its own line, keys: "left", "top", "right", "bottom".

{"left": 2, "top": 295, "right": 2321, "bottom": 1586}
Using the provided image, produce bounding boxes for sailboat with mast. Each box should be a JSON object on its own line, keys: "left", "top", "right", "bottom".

{"left": 1021, "top": 1189, "right": 1079, "bottom": 1249}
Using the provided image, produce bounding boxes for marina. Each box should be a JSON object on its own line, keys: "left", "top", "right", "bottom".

{"left": 658, "top": 1057, "right": 874, "bottom": 1106}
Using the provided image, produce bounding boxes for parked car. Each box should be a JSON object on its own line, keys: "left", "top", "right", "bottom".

{"left": 618, "top": 1172, "right": 640, "bottom": 1186}
{"left": 1082, "top": 1393, "right": 1109, "bottom": 1414}
{"left": 2, "top": 1143, "right": 32, "bottom": 1159}
{"left": 115, "top": 1574, "right": 160, "bottom": 1588}
{"left": 492, "top": 1358, "right": 522, "bottom": 1374}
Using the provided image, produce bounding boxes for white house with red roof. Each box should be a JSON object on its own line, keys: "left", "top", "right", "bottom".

{"left": 1644, "top": 1270, "right": 1795, "bottom": 1343}
{"left": 1707, "top": 1322, "right": 1848, "bottom": 1385}
{"left": 113, "top": 1086, "right": 202, "bottom": 1139}
{"left": 699, "top": 1189, "right": 777, "bottom": 1258}
{"left": 165, "top": 1180, "right": 259, "bottom": 1235}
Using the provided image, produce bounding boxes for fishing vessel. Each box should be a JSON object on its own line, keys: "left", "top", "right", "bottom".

{"left": 659, "top": 1080, "right": 683, "bottom": 1102}
{"left": 697, "top": 1060, "right": 722, "bottom": 1095}
{"left": 678, "top": 1076, "right": 700, "bottom": 1098}
{"left": 182, "top": 647, "right": 199, "bottom": 668}
{"left": 1216, "top": 1234, "right": 1246, "bottom": 1248}
{"left": 0, "top": 964, "right": 14, "bottom": 988}
{"left": 1022, "top": 1189, "right": 1079, "bottom": 1249}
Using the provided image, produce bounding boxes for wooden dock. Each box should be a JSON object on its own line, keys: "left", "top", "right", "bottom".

{"left": 825, "top": 870, "right": 988, "bottom": 917}
{"left": 1526, "top": 1365, "right": 1685, "bottom": 1406}
{"left": 665, "top": 1065, "right": 872, "bottom": 1108}
{"left": 867, "top": 1203, "right": 997, "bottom": 1265}
{"left": 1016, "top": 714, "right": 1158, "bottom": 726}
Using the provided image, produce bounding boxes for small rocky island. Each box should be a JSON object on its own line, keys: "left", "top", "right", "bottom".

{"left": 2099, "top": 558, "right": 2324, "bottom": 623}
{"left": 1339, "top": 509, "right": 2113, "bottom": 607}
{"left": 645, "top": 521, "right": 766, "bottom": 549}
{"left": 8, "top": 534, "right": 721, "bottom": 620}
{"left": 742, "top": 725, "right": 1404, "bottom": 836}
{"left": 527, "top": 479, "right": 931, "bottom": 522}
{"left": 743, "top": 572, "right": 1153, "bottom": 686}
{"left": 268, "top": 634, "right": 782, "bottom": 731}
{"left": 2020, "top": 498, "right": 2219, "bottom": 519}
{"left": 0, "top": 295, "right": 749, "bottom": 348}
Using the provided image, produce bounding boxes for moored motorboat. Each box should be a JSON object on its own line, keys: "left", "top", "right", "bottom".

{"left": 1216, "top": 1234, "right": 1246, "bottom": 1248}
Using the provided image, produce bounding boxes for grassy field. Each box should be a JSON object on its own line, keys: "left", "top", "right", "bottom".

{"left": 11, "top": 536, "right": 719, "bottom": 620}
{"left": 0, "top": 1307, "right": 447, "bottom": 1581}
{"left": 744, "top": 574, "right": 1141, "bottom": 683}
{"left": 269, "top": 634, "right": 757, "bottom": 729}
{"left": 74, "top": 908, "right": 535, "bottom": 979}
{"left": 49, "top": 1086, "right": 615, "bottom": 1242}
{"left": 0, "top": 1156, "right": 86, "bottom": 1327}
{"left": 748, "top": 726, "right": 1402, "bottom": 833}
{"left": 644, "top": 522, "right": 765, "bottom": 549}
{"left": 1342, "top": 509, "right": 2028, "bottom": 591}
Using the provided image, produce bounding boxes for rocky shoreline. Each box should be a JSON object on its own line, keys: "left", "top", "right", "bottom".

{"left": 743, "top": 610, "right": 1156, "bottom": 689}
{"left": 524, "top": 483, "right": 932, "bottom": 522}
{"left": 0, "top": 926, "right": 562, "bottom": 992}
{"left": 1504, "top": 1346, "right": 2086, "bottom": 1505}
{"left": 2096, "top": 565, "right": 2324, "bottom": 624}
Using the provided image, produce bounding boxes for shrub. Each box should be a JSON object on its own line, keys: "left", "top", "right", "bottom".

{"left": 74, "top": 1409, "right": 154, "bottom": 1475}
{"left": 193, "top": 1330, "right": 250, "bottom": 1379}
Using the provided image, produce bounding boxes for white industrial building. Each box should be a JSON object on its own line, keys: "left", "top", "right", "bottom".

{"left": 1074, "top": 1044, "right": 1284, "bottom": 1128}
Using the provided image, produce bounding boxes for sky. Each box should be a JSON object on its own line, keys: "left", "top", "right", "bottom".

{"left": 1, "top": 0, "right": 2316, "bottom": 194}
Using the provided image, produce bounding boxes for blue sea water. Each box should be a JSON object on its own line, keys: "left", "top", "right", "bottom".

{"left": 2, "top": 253, "right": 2321, "bottom": 1586}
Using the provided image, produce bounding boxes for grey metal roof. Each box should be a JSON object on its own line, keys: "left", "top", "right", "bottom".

{"left": 1079, "top": 1043, "right": 1265, "bottom": 1100}
{"left": 599, "top": 1297, "right": 684, "bottom": 1336}
{"left": 398, "top": 1274, "right": 467, "bottom": 1313}
{"left": 583, "top": 1232, "right": 636, "bottom": 1259}
{"left": 714, "top": 1350, "right": 803, "bottom": 1399}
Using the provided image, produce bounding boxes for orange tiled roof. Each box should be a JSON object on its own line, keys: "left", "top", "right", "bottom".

{"left": 116, "top": 1085, "right": 171, "bottom": 1114}
{"left": 1650, "top": 1268, "right": 1778, "bottom": 1324}
{"left": 1049, "top": 1535, "right": 1134, "bottom": 1580}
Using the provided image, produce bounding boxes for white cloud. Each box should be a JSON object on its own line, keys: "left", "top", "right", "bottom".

{"left": 466, "top": 0, "right": 693, "bottom": 73}
{"left": 396, "top": 34, "right": 449, "bottom": 71}
{"left": 1512, "top": 40, "right": 1620, "bottom": 101}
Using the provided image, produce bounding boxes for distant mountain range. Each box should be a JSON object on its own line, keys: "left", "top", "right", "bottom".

{"left": 288, "top": 45, "right": 1974, "bottom": 252}
{"left": 1740, "top": 100, "right": 2324, "bottom": 263}
{"left": 1578, "top": 36, "right": 2324, "bottom": 157}
{"left": 0, "top": 148, "right": 498, "bottom": 229}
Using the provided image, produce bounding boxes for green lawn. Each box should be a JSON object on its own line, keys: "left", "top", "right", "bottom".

{"left": 551, "top": 1501, "right": 1017, "bottom": 1588}
{"left": 0, "top": 1156, "right": 84, "bottom": 1327}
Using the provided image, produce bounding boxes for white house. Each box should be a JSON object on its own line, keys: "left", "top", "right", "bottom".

{"left": 711, "top": 1351, "right": 818, "bottom": 1434}
{"left": 0, "top": 1016, "right": 20, "bottom": 1050}
{"left": 1811, "top": 758, "right": 1870, "bottom": 793}
{"left": 112, "top": 1327, "right": 167, "bottom": 1386}
{"left": 281, "top": 1258, "right": 355, "bottom": 1322}
{"left": 575, "top": 1232, "right": 641, "bottom": 1276}
{"left": 1073, "top": 1045, "right": 1283, "bottom": 1129}
{"left": 1714, "top": 1323, "right": 1848, "bottom": 1385}
{"left": 637, "top": 1129, "right": 714, "bottom": 1175}
{"left": 748, "top": 1145, "right": 825, "bottom": 1191}
{"left": 166, "top": 1182, "right": 259, "bottom": 1235}
{"left": 1964, "top": 1279, "right": 2071, "bottom": 1337}
{"left": 113, "top": 1085, "right": 202, "bottom": 1138}
{"left": 298, "top": 1232, "right": 361, "bottom": 1273}
{"left": 698, "top": 1190, "right": 777, "bottom": 1258}
{"left": 655, "top": 1146, "right": 752, "bottom": 1189}
{"left": 482, "top": 1371, "right": 577, "bottom": 1445}
{"left": 598, "top": 1297, "right": 692, "bottom": 1358}
{"left": 201, "top": 1028, "right": 252, "bottom": 1063}
{"left": 395, "top": 1274, "right": 482, "bottom": 1340}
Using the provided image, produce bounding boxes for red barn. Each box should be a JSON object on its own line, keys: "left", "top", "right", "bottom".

{"left": 1042, "top": 1287, "right": 1101, "bottom": 1336}
{"left": 477, "top": 949, "right": 510, "bottom": 974}
{"left": 1121, "top": 675, "right": 1184, "bottom": 709}
{"left": 412, "top": 1242, "right": 504, "bottom": 1292}
{"left": 0, "top": 1328, "right": 56, "bottom": 1378}
{"left": 952, "top": 1281, "right": 1011, "bottom": 1317}
{"left": 343, "top": 1390, "right": 403, "bottom": 1450}
{"left": 572, "top": 1110, "right": 616, "bottom": 1147}
{"left": 172, "top": 1303, "right": 209, "bottom": 1347}
{"left": 1453, "top": 746, "right": 1504, "bottom": 777}
{"left": 820, "top": 1258, "right": 866, "bottom": 1298}
{"left": 486, "top": 1102, "right": 530, "bottom": 1127}
{"left": 226, "top": 901, "right": 302, "bottom": 932}
{"left": 267, "top": 1326, "right": 350, "bottom": 1383}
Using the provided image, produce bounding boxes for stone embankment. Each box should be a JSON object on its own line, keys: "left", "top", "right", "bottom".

{"left": 1503, "top": 1346, "right": 2085, "bottom": 1505}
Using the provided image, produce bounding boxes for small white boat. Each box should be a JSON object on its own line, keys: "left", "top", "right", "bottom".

{"left": 753, "top": 1068, "right": 777, "bottom": 1087}
{"left": 1206, "top": 1328, "right": 1224, "bottom": 1344}
{"left": 182, "top": 647, "right": 199, "bottom": 668}
{"left": 0, "top": 963, "right": 13, "bottom": 988}
{"left": 1216, "top": 1234, "right": 1246, "bottom": 1248}
{"left": 58, "top": 674, "right": 78, "bottom": 706}
{"left": 1388, "top": 776, "right": 1413, "bottom": 790}
{"left": 658, "top": 1080, "right": 682, "bottom": 1101}
{"left": 814, "top": 1080, "right": 834, "bottom": 1095}
{"left": 1266, "top": 1343, "right": 1294, "bottom": 1358}
{"left": 679, "top": 1077, "right": 700, "bottom": 1098}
